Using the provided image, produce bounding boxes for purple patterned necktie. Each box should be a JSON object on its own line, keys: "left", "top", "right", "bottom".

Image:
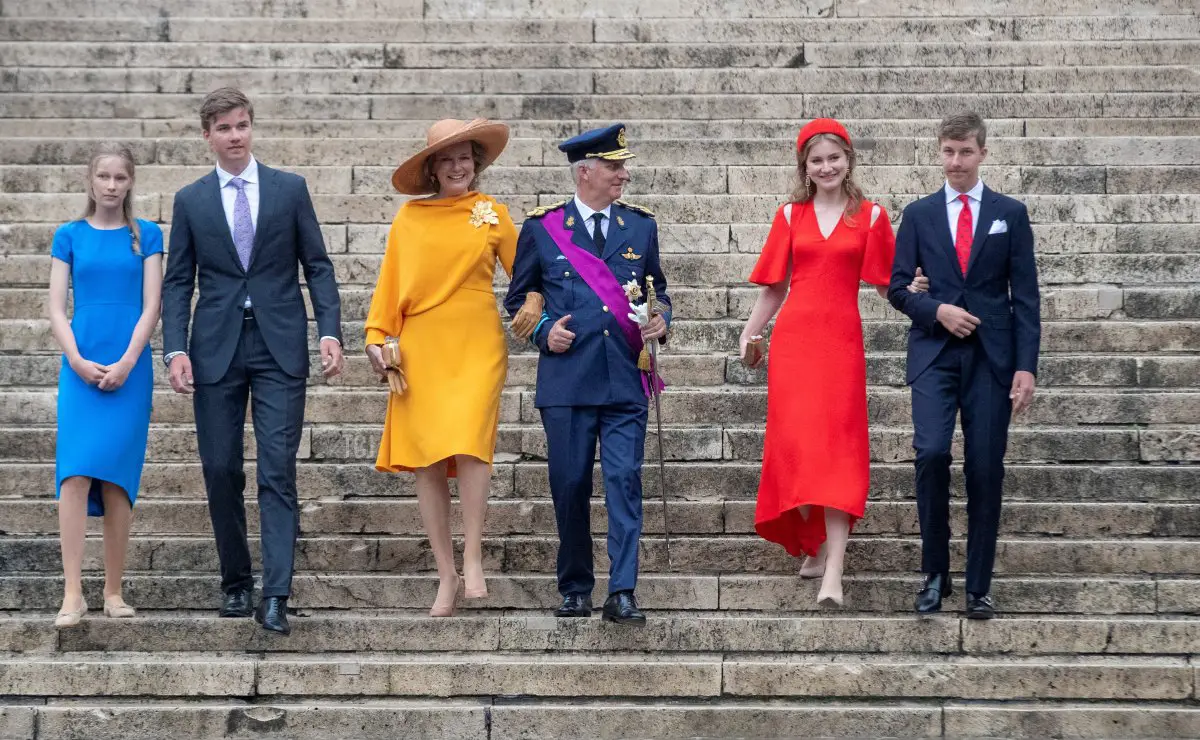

{"left": 229, "top": 176, "right": 254, "bottom": 270}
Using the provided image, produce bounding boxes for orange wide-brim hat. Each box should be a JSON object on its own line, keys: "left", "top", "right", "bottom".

{"left": 391, "top": 118, "right": 510, "bottom": 195}
{"left": 796, "top": 118, "right": 853, "bottom": 154}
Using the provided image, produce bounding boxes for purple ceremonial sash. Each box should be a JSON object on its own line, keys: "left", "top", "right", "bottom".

{"left": 541, "top": 209, "right": 665, "bottom": 396}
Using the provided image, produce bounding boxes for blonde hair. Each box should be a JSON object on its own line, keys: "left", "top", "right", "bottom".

{"left": 790, "top": 132, "right": 865, "bottom": 225}
{"left": 81, "top": 142, "right": 140, "bottom": 254}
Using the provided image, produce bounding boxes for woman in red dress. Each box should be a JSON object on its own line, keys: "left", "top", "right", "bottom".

{"left": 740, "top": 119, "right": 919, "bottom": 607}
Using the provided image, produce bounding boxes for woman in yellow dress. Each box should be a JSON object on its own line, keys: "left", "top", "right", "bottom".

{"left": 365, "top": 119, "right": 517, "bottom": 617}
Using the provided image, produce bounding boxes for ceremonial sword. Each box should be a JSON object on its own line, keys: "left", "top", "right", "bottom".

{"left": 644, "top": 277, "right": 672, "bottom": 569}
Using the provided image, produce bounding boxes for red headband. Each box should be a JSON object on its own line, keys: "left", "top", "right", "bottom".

{"left": 796, "top": 118, "right": 852, "bottom": 153}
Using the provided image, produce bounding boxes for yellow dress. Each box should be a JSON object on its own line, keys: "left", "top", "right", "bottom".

{"left": 365, "top": 191, "right": 517, "bottom": 477}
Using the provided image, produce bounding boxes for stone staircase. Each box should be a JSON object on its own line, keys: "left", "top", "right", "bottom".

{"left": 2, "top": 0, "right": 1199, "bottom": 737}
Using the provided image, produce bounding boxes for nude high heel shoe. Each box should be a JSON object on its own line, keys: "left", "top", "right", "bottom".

{"left": 430, "top": 573, "right": 461, "bottom": 618}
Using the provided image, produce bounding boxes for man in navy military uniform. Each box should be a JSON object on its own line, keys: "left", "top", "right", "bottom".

{"left": 505, "top": 124, "right": 671, "bottom": 625}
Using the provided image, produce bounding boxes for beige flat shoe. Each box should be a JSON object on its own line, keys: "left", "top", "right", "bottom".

{"left": 54, "top": 598, "right": 88, "bottom": 628}
{"left": 103, "top": 598, "right": 136, "bottom": 618}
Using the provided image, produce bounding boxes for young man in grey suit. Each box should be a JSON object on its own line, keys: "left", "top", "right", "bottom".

{"left": 162, "top": 87, "right": 343, "bottom": 635}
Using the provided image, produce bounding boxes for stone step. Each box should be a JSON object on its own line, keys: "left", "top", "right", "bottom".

{"left": 0, "top": 650, "right": 1190, "bottom": 701}
{"left": 7, "top": 162, "right": 1200, "bottom": 198}
{"left": 4, "top": 386, "right": 1200, "bottom": 427}
{"left": 6, "top": 314, "right": 1200, "bottom": 359}
{"left": 6, "top": 423, "right": 1189, "bottom": 464}
{"left": 3, "top": 15, "right": 1196, "bottom": 43}
{"left": 9, "top": 115, "right": 1195, "bottom": 140}
{"left": 7, "top": 0, "right": 1195, "bottom": 18}
{"left": 4, "top": 534, "right": 1200, "bottom": 576}
{"left": 12, "top": 65, "right": 1197, "bottom": 95}
{"left": 1, "top": 92, "right": 1196, "bottom": 121}
{"left": 7, "top": 349, "right": 1197, "bottom": 391}
{"left": 4, "top": 136, "right": 1198, "bottom": 169}
{"left": 5, "top": 611, "right": 1200, "bottom": 656}
{"left": 3, "top": 699, "right": 1199, "bottom": 740}
{"left": 2, "top": 498, "right": 1196, "bottom": 538}
{"left": 2, "top": 698, "right": 1198, "bottom": 740}
{"left": 1, "top": 458, "right": 1196, "bottom": 502}
{"left": 5, "top": 192, "right": 1199, "bottom": 227}
{"left": 4, "top": 572, "right": 1189, "bottom": 614}
{"left": 0, "top": 41, "right": 807, "bottom": 70}
{"left": 5, "top": 40, "right": 1199, "bottom": 70}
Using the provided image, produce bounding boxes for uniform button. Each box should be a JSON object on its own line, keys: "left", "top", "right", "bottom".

{"left": 604, "top": 330, "right": 610, "bottom": 337}
{"left": 602, "top": 305, "right": 609, "bottom": 312}
{"left": 564, "top": 271, "right": 571, "bottom": 277}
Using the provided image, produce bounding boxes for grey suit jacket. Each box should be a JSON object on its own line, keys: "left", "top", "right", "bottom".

{"left": 161, "top": 163, "right": 342, "bottom": 385}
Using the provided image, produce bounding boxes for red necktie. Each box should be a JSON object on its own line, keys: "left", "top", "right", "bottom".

{"left": 954, "top": 193, "right": 972, "bottom": 275}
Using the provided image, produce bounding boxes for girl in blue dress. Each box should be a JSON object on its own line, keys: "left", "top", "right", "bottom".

{"left": 48, "top": 143, "right": 163, "bottom": 627}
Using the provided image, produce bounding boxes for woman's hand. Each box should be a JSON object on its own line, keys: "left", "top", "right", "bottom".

{"left": 366, "top": 344, "right": 387, "bottom": 379}
{"left": 97, "top": 358, "right": 133, "bottom": 391}
{"left": 739, "top": 332, "right": 765, "bottom": 369}
{"left": 69, "top": 356, "right": 108, "bottom": 386}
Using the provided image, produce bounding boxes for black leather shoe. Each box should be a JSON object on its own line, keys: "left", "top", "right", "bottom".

{"left": 601, "top": 591, "right": 646, "bottom": 626}
{"left": 254, "top": 596, "right": 291, "bottom": 635}
{"left": 554, "top": 594, "right": 592, "bottom": 618}
{"left": 915, "top": 573, "right": 951, "bottom": 614}
{"left": 966, "top": 592, "right": 996, "bottom": 620}
{"left": 218, "top": 588, "right": 253, "bottom": 618}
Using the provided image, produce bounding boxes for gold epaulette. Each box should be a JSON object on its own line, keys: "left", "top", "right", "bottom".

{"left": 525, "top": 200, "right": 567, "bottom": 218}
{"left": 616, "top": 199, "right": 655, "bottom": 218}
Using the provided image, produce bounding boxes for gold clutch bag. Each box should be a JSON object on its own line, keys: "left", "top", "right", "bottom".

{"left": 742, "top": 335, "right": 766, "bottom": 368}
{"left": 381, "top": 336, "right": 407, "bottom": 395}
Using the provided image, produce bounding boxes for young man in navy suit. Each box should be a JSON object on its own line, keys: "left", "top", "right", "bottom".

{"left": 504, "top": 124, "right": 671, "bottom": 625}
{"left": 888, "top": 112, "right": 1041, "bottom": 619}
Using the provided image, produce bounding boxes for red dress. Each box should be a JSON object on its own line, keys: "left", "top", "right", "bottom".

{"left": 750, "top": 199, "right": 896, "bottom": 557}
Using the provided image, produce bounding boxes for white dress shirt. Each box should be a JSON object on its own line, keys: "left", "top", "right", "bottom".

{"left": 216, "top": 157, "right": 259, "bottom": 310}
{"left": 573, "top": 195, "right": 612, "bottom": 241}
{"left": 945, "top": 179, "right": 984, "bottom": 242}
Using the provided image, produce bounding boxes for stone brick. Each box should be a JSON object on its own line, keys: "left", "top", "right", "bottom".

{"left": 944, "top": 703, "right": 1200, "bottom": 739}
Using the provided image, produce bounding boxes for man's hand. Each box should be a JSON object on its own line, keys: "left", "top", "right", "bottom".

{"left": 641, "top": 313, "right": 667, "bottom": 342}
{"left": 510, "top": 291, "right": 544, "bottom": 340}
{"left": 547, "top": 315, "right": 575, "bottom": 353}
{"left": 908, "top": 266, "right": 930, "bottom": 293}
{"left": 320, "top": 338, "right": 344, "bottom": 378}
{"left": 936, "top": 304, "right": 981, "bottom": 338}
{"left": 1010, "top": 370, "right": 1036, "bottom": 415}
{"left": 168, "top": 354, "right": 195, "bottom": 394}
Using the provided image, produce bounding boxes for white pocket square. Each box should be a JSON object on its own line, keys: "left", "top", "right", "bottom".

{"left": 988, "top": 219, "right": 1008, "bottom": 235}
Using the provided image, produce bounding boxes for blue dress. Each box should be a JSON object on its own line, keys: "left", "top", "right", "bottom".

{"left": 52, "top": 219, "right": 162, "bottom": 516}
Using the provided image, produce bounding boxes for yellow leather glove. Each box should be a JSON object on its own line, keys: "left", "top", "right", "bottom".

{"left": 510, "top": 291, "right": 544, "bottom": 340}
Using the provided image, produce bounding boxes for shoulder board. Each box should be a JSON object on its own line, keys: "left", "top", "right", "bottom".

{"left": 616, "top": 199, "right": 655, "bottom": 218}
{"left": 525, "top": 200, "right": 567, "bottom": 218}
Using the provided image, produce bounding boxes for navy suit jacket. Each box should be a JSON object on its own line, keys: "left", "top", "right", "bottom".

{"left": 887, "top": 186, "right": 1041, "bottom": 387}
{"left": 504, "top": 199, "right": 671, "bottom": 408}
{"left": 162, "top": 163, "right": 342, "bottom": 385}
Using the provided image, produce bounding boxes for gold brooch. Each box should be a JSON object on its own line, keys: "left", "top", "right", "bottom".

{"left": 622, "top": 246, "right": 642, "bottom": 260}
{"left": 616, "top": 215, "right": 625, "bottom": 227}
{"left": 565, "top": 215, "right": 575, "bottom": 228}
{"left": 469, "top": 200, "right": 499, "bottom": 228}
